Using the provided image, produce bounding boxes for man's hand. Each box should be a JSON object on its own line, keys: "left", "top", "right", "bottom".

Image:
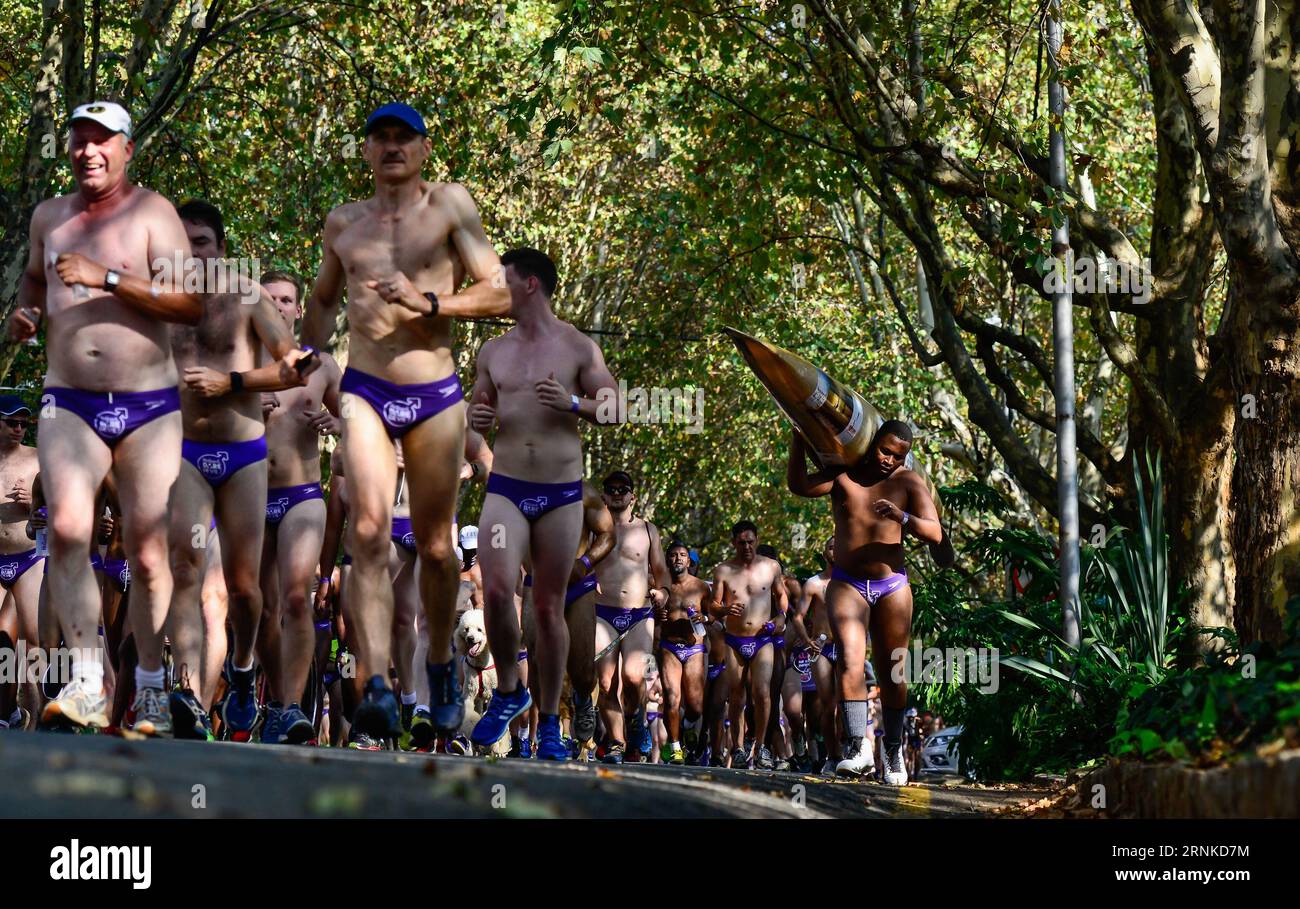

{"left": 535, "top": 373, "right": 571, "bottom": 413}
{"left": 873, "top": 498, "right": 907, "bottom": 524}
{"left": 276, "top": 348, "right": 317, "bottom": 387}
{"left": 726, "top": 591, "right": 745, "bottom": 618}
{"left": 652, "top": 597, "right": 669, "bottom": 623}
{"left": 468, "top": 389, "right": 496, "bottom": 434}
{"left": 54, "top": 253, "right": 110, "bottom": 290}
{"left": 306, "top": 408, "right": 341, "bottom": 436}
{"left": 97, "top": 513, "right": 115, "bottom": 543}
{"left": 313, "top": 576, "right": 332, "bottom": 616}
{"left": 366, "top": 273, "right": 431, "bottom": 314}
{"left": 262, "top": 393, "right": 280, "bottom": 418}
{"left": 7, "top": 481, "right": 31, "bottom": 508}
{"left": 7, "top": 307, "right": 40, "bottom": 342}
{"left": 183, "top": 366, "right": 232, "bottom": 398}
{"left": 648, "top": 586, "right": 668, "bottom": 609}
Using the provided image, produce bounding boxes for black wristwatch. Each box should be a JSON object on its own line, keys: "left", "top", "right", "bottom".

{"left": 229, "top": 371, "right": 245, "bottom": 394}
{"left": 422, "top": 292, "right": 440, "bottom": 317}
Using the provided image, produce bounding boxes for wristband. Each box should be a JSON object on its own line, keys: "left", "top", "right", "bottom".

{"left": 579, "top": 554, "right": 592, "bottom": 572}
{"left": 229, "top": 371, "right": 244, "bottom": 394}
{"left": 763, "top": 621, "right": 776, "bottom": 635}
{"left": 570, "top": 394, "right": 580, "bottom": 413}
{"left": 901, "top": 511, "right": 910, "bottom": 527}
{"left": 423, "top": 292, "right": 440, "bottom": 317}
{"left": 318, "top": 576, "right": 331, "bottom": 586}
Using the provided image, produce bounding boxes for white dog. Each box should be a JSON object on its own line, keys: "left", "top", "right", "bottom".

{"left": 453, "top": 608, "right": 511, "bottom": 757}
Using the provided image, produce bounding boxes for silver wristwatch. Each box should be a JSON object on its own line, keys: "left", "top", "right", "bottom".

{"left": 104, "top": 269, "right": 121, "bottom": 290}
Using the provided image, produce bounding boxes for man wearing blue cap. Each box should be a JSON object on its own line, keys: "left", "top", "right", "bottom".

{"left": 0, "top": 395, "right": 40, "bottom": 731}
{"left": 301, "top": 101, "right": 510, "bottom": 746}
{"left": 6, "top": 101, "right": 205, "bottom": 735}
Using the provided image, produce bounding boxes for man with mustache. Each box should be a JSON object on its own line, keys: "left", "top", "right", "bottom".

{"left": 301, "top": 102, "right": 510, "bottom": 747}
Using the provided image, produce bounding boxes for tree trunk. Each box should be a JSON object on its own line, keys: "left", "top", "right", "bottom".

{"left": 1229, "top": 285, "right": 1300, "bottom": 645}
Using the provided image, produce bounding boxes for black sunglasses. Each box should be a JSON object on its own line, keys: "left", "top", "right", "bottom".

{"left": 604, "top": 485, "right": 631, "bottom": 496}
{"left": 2, "top": 417, "right": 29, "bottom": 429}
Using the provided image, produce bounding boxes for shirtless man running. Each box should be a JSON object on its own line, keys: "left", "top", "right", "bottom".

{"left": 8, "top": 102, "right": 204, "bottom": 734}
{"left": 165, "top": 201, "right": 314, "bottom": 741}
{"left": 249, "top": 269, "right": 342, "bottom": 744}
{"left": 518, "top": 478, "right": 615, "bottom": 757}
{"left": 593, "top": 470, "right": 671, "bottom": 764}
{"left": 786, "top": 420, "right": 942, "bottom": 782}
{"left": 0, "top": 397, "right": 40, "bottom": 730}
{"left": 711, "top": 520, "right": 787, "bottom": 770}
{"left": 792, "top": 537, "right": 843, "bottom": 774}
{"left": 301, "top": 102, "right": 510, "bottom": 746}
{"left": 654, "top": 540, "right": 712, "bottom": 764}
{"left": 468, "top": 248, "right": 618, "bottom": 760}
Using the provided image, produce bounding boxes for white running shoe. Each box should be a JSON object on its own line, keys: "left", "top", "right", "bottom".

{"left": 835, "top": 736, "right": 875, "bottom": 777}
{"left": 883, "top": 740, "right": 908, "bottom": 785}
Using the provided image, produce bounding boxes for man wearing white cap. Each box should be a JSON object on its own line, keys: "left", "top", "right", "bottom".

{"left": 300, "top": 102, "right": 510, "bottom": 746}
{"left": 7, "top": 101, "right": 204, "bottom": 735}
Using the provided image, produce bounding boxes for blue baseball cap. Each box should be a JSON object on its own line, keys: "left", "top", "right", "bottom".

{"left": 0, "top": 395, "right": 31, "bottom": 417}
{"left": 365, "top": 103, "right": 427, "bottom": 137}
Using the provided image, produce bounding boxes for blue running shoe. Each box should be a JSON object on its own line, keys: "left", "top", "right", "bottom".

{"left": 219, "top": 664, "right": 261, "bottom": 742}
{"left": 470, "top": 683, "right": 531, "bottom": 748}
{"left": 536, "top": 714, "right": 567, "bottom": 761}
{"left": 260, "top": 702, "right": 284, "bottom": 744}
{"left": 279, "top": 703, "right": 315, "bottom": 745}
{"left": 352, "top": 675, "right": 400, "bottom": 739}
{"left": 425, "top": 660, "right": 465, "bottom": 734}
{"left": 518, "top": 735, "right": 532, "bottom": 759}
{"left": 631, "top": 711, "right": 651, "bottom": 756}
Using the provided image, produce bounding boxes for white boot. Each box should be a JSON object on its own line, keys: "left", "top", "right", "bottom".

{"left": 883, "top": 740, "right": 908, "bottom": 785}
{"left": 835, "top": 736, "right": 875, "bottom": 777}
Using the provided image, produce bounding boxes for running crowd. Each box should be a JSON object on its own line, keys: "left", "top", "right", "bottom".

{"left": 0, "top": 100, "right": 944, "bottom": 784}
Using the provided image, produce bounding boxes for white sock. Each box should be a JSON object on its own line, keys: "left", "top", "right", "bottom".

{"left": 401, "top": 690, "right": 417, "bottom": 705}
{"left": 671, "top": 740, "right": 680, "bottom": 749}
{"left": 416, "top": 704, "right": 429, "bottom": 713}
{"left": 74, "top": 661, "right": 105, "bottom": 692}
{"left": 234, "top": 660, "right": 254, "bottom": 674}
{"left": 135, "top": 665, "right": 165, "bottom": 691}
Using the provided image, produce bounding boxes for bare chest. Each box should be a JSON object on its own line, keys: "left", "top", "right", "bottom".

{"left": 336, "top": 207, "right": 458, "bottom": 285}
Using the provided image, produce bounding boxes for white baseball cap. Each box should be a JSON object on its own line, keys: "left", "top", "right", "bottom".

{"left": 69, "top": 101, "right": 133, "bottom": 138}
{"left": 459, "top": 524, "right": 478, "bottom": 549}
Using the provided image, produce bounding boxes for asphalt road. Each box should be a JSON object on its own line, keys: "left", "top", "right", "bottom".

{"left": 0, "top": 733, "right": 1040, "bottom": 819}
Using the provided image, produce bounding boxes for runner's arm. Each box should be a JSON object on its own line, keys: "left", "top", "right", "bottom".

{"left": 319, "top": 473, "right": 346, "bottom": 581}
{"left": 62, "top": 197, "right": 203, "bottom": 324}
{"left": 647, "top": 522, "right": 671, "bottom": 604}
{"left": 431, "top": 183, "right": 511, "bottom": 320}
{"left": 574, "top": 337, "right": 619, "bottom": 425}
{"left": 461, "top": 426, "right": 492, "bottom": 483}
{"left": 896, "top": 473, "right": 943, "bottom": 545}
{"left": 786, "top": 431, "right": 839, "bottom": 497}
{"left": 584, "top": 489, "right": 616, "bottom": 566}
{"left": 9, "top": 205, "right": 49, "bottom": 340}
{"left": 301, "top": 208, "right": 348, "bottom": 350}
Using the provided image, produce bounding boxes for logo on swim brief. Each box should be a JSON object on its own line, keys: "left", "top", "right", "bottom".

{"left": 94, "top": 407, "right": 130, "bottom": 438}
{"left": 563, "top": 488, "right": 580, "bottom": 498}
{"left": 519, "top": 496, "right": 548, "bottom": 517}
{"left": 266, "top": 497, "right": 290, "bottom": 522}
{"left": 401, "top": 531, "right": 416, "bottom": 549}
{"left": 197, "top": 451, "right": 228, "bottom": 478}
{"left": 0, "top": 563, "right": 16, "bottom": 582}
{"left": 739, "top": 639, "right": 757, "bottom": 658}
{"left": 382, "top": 397, "right": 422, "bottom": 427}
{"left": 118, "top": 565, "right": 131, "bottom": 588}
